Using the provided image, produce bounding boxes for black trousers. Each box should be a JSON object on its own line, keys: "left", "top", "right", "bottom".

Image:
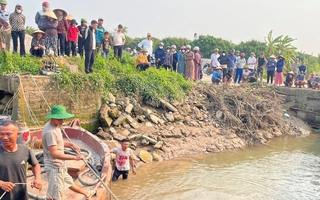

{"left": 85, "top": 49, "right": 96, "bottom": 74}
{"left": 58, "top": 33, "right": 66, "bottom": 56}
{"left": 11, "top": 30, "right": 25, "bottom": 56}
{"left": 68, "top": 41, "right": 77, "bottom": 56}
{"left": 267, "top": 70, "right": 275, "bottom": 84}
{"left": 30, "top": 48, "right": 44, "bottom": 58}
{"left": 114, "top": 45, "right": 123, "bottom": 59}
{"left": 78, "top": 39, "right": 85, "bottom": 57}
{"left": 137, "top": 63, "right": 149, "bottom": 71}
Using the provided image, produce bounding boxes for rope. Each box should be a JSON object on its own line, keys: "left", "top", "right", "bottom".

{"left": 28, "top": 75, "right": 51, "bottom": 110}
{"left": 0, "top": 183, "right": 27, "bottom": 200}
{"left": 1, "top": 91, "right": 19, "bottom": 115}
{"left": 60, "top": 128, "right": 119, "bottom": 200}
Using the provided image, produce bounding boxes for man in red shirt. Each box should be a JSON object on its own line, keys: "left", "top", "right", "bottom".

{"left": 66, "top": 19, "right": 79, "bottom": 56}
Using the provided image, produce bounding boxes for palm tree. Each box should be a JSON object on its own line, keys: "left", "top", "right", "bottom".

{"left": 265, "top": 30, "right": 282, "bottom": 56}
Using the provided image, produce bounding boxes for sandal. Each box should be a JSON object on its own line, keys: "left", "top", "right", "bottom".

{"left": 86, "top": 190, "right": 96, "bottom": 200}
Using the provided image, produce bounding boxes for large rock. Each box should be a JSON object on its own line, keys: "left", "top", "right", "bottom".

{"left": 113, "top": 133, "right": 126, "bottom": 141}
{"left": 107, "top": 93, "right": 116, "bottom": 103}
{"left": 144, "top": 109, "right": 153, "bottom": 117}
{"left": 160, "top": 99, "right": 178, "bottom": 112}
{"left": 109, "top": 127, "right": 117, "bottom": 135}
{"left": 99, "top": 104, "right": 113, "bottom": 127}
{"left": 154, "top": 140, "right": 164, "bottom": 149}
{"left": 141, "top": 135, "right": 157, "bottom": 145}
{"left": 122, "top": 129, "right": 131, "bottom": 137}
{"left": 193, "top": 107, "right": 204, "bottom": 121}
{"left": 113, "top": 114, "right": 127, "bottom": 126}
{"left": 108, "top": 108, "right": 119, "bottom": 119}
{"left": 173, "top": 112, "right": 184, "bottom": 121}
{"left": 137, "top": 150, "right": 153, "bottom": 163}
{"left": 149, "top": 114, "right": 161, "bottom": 124}
{"left": 133, "top": 104, "right": 145, "bottom": 116}
{"left": 152, "top": 153, "right": 163, "bottom": 162}
{"left": 129, "top": 121, "right": 140, "bottom": 129}
{"left": 125, "top": 103, "right": 134, "bottom": 114}
{"left": 164, "top": 112, "right": 175, "bottom": 122}
{"left": 97, "top": 127, "right": 113, "bottom": 140}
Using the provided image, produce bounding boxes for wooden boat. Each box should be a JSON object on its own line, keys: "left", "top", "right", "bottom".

{"left": 25, "top": 121, "right": 113, "bottom": 200}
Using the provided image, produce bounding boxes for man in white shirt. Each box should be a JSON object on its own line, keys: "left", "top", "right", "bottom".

{"left": 138, "top": 33, "right": 153, "bottom": 61}
{"left": 0, "top": 0, "right": 11, "bottom": 51}
{"left": 210, "top": 48, "right": 220, "bottom": 68}
{"left": 247, "top": 52, "right": 256, "bottom": 71}
{"left": 110, "top": 138, "right": 136, "bottom": 182}
{"left": 111, "top": 24, "right": 126, "bottom": 60}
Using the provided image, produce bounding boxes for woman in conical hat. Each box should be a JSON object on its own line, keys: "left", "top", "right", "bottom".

{"left": 30, "top": 29, "right": 46, "bottom": 57}
{"left": 43, "top": 10, "right": 58, "bottom": 57}
{"left": 53, "top": 8, "right": 68, "bottom": 56}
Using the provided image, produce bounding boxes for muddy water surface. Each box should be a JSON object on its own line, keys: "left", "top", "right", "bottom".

{"left": 111, "top": 134, "right": 320, "bottom": 200}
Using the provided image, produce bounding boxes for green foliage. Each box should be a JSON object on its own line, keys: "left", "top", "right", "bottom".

{"left": 0, "top": 51, "right": 41, "bottom": 75}
{"left": 162, "top": 37, "right": 191, "bottom": 50}
{"left": 236, "top": 40, "right": 268, "bottom": 58}
{"left": 25, "top": 26, "right": 36, "bottom": 36}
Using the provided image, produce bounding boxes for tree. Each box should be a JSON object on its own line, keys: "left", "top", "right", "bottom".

{"left": 265, "top": 30, "right": 282, "bottom": 55}
{"left": 236, "top": 40, "right": 267, "bottom": 58}
{"left": 161, "top": 37, "right": 191, "bottom": 50}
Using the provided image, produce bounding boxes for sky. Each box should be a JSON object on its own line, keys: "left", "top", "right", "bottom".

{"left": 7, "top": 0, "right": 320, "bottom": 55}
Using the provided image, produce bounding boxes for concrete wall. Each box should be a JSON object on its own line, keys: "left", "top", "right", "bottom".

{"left": 0, "top": 75, "right": 101, "bottom": 126}
{"left": 276, "top": 87, "right": 320, "bottom": 127}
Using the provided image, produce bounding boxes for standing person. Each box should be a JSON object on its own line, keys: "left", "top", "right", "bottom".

{"left": 299, "top": 61, "right": 307, "bottom": 74}
{"left": 274, "top": 55, "right": 285, "bottom": 86}
{"left": 138, "top": 33, "right": 153, "bottom": 61}
{"left": 163, "top": 46, "right": 173, "bottom": 70}
{"left": 111, "top": 139, "right": 136, "bottom": 182}
{"left": 295, "top": 71, "right": 306, "bottom": 88}
{"left": 30, "top": 29, "right": 46, "bottom": 57}
{"left": 184, "top": 45, "right": 195, "bottom": 80}
{"left": 84, "top": 20, "right": 98, "bottom": 74}
{"left": 0, "top": 121, "right": 42, "bottom": 200}
{"left": 101, "top": 31, "right": 110, "bottom": 58}
{"left": 178, "top": 46, "right": 186, "bottom": 75}
{"left": 172, "top": 45, "right": 179, "bottom": 72}
{"left": 35, "top": 1, "right": 50, "bottom": 32}
{"left": 95, "top": 18, "right": 105, "bottom": 53}
{"left": 227, "top": 49, "right": 236, "bottom": 78}
{"left": 155, "top": 42, "right": 165, "bottom": 68}
{"left": 53, "top": 9, "right": 68, "bottom": 56}
{"left": 77, "top": 18, "right": 87, "bottom": 57}
{"left": 42, "top": 105, "right": 96, "bottom": 200}
{"left": 234, "top": 52, "right": 246, "bottom": 84}
{"left": 266, "top": 55, "right": 277, "bottom": 84}
{"left": 217, "top": 50, "right": 231, "bottom": 80}
{"left": 0, "top": 17, "right": 9, "bottom": 50}
{"left": 193, "top": 46, "right": 201, "bottom": 80}
{"left": 43, "top": 11, "right": 58, "bottom": 57}
{"left": 210, "top": 48, "right": 220, "bottom": 68}
{"left": 292, "top": 58, "right": 300, "bottom": 75}
{"left": 66, "top": 19, "right": 79, "bottom": 56}
{"left": 257, "top": 52, "right": 267, "bottom": 82}
{"left": 9, "top": 4, "right": 25, "bottom": 56}
{"left": 247, "top": 52, "right": 256, "bottom": 72}
{"left": 111, "top": 24, "right": 126, "bottom": 60}
{"left": 0, "top": 0, "right": 11, "bottom": 51}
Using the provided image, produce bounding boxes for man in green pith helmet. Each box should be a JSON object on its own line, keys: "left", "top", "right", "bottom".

{"left": 77, "top": 18, "right": 87, "bottom": 57}
{"left": 42, "top": 105, "right": 96, "bottom": 200}
{"left": 0, "top": 0, "right": 11, "bottom": 51}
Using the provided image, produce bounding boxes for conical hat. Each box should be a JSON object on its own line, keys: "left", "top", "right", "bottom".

{"left": 32, "top": 29, "right": 46, "bottom": 37}
{"left": 288, "top": 71, "right": 294, "bottom": 75}
{"left": 53, "top": 9, "right": 68, "bottom": 18}
{"left": 66, "top": 14, "right": 74, "bottom": 20}
{"left": 44, "top": 10, "right": 57, "bottom": 20}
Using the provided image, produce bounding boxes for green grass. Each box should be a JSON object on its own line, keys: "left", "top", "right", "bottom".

{"left": 0, "top": 51, "right": 194, "bottom": 103}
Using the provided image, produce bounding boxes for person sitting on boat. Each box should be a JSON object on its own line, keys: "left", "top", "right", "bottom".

{"left": 30, "top": 29, "right": 46, "bottom": 57}
{"left": 42, "top": 105, "right": 96, "bottom": 200}
{"left": 284, "top": 71, "right": 295, "bottom": 87}
{"left": 295, "top": 71, "right": 306, "bottom": 88}
{"left": 110, "top": 138, "right": 136, "bottom": 182}
{"left": 135, "top": 48, "right": 150, "bottom": 71}
{"left": 0, "top": 121, "right": 42, "bottom": 200}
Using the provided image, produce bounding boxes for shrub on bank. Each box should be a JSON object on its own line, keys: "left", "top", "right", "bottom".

{"left": 0, "top": 51, "right": 193, "bottom": 103}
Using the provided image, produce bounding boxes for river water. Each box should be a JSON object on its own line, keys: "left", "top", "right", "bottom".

{"left": 111, "top": 134, "right": 320, "bottom": 200}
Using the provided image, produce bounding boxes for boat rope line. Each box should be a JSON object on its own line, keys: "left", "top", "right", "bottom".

{"left": 60, "top": 128, "right": 119, "bottom": 200}
{"left": 28, "top": 75, "right": 51, "bottom": 110}
{"left": 0, "top": 183, "right": 27, "bottom": 200}
{"left": 1, "top": 90, "right": 19, "bottom": 115}
{"left": 18, "top": 75, "right": 42, "bottom": 128}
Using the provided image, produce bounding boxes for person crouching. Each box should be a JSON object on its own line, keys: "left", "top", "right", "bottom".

{"left": 135, "top": 48, "right": 150, "bottom": 70}
{"left": 211, "top": 66, "right": 223, "bottom": 85}
{"left": 30, "top": 29, "right": 46, "bottom": 57}
{"left": 248, "top": 68, "right": 258, "bottom": 83}
{"left": 295, "top": 71, "right": 306, "bottom": 88}
{"left": 284, "top": 71, "right": 294, "bottom": 87}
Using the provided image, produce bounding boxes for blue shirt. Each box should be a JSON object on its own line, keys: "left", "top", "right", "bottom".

{"left": 227, "top": 54, "right": 236, "bottom": 68}
{"left": 95, "top": 26, "right": 105, "bottom": 44}
{"left": 276, "top": 59, "right": 285, "bottom": 72}
{"left": 212, "top": 70, "right": 222, "bottom": 79}
{"left": 296, "top": 74, "right": 305, "bottom": 81}
{"left": 266, "top": 60, "right": 277, "bottom": 71}
{"left": 299, "top": 65, "right": 307, "bottom": 73}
